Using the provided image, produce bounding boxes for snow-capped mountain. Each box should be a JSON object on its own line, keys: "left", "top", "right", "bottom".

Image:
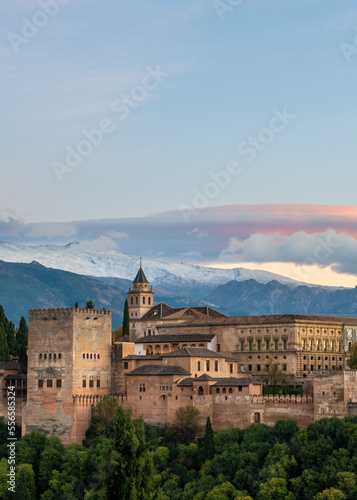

{"left": 0, "top": 241, "right": 319, "bottom": 295}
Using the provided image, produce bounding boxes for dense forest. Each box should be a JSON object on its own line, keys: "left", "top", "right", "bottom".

{"left": 0, "top": 304, "right": 28, "bottom": 368}
{"left": 2, "top": 397, "right": 357, "bottom": 499}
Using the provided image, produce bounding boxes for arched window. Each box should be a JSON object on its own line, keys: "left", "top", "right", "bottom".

{"left": 53, "top": 353, "right": 56, "bottom": 360}
{"left": 87, "top": 353, "right": 89, "bottom": 359}
{"left": 131, "top": 297, "right": 133, "bottom": 305}
{"left": 94, "top": 354, "right": 96, "bottom": 359}
{"left": 97, "top": 354, "right": 100, "bottom": 359}
{"left": 154, "top": 345, "right": 161, "bottom": 354}
{"left": 90, "top": 353, "right": 93, "bottom": 359}
{"left": 83, "top": 353, "right": 85, "bottom": 359}
{"left": 49, "top": 353, "right": 52, "bottom": 359}
{"left": 143, "top": 297, "right": 145, "bottom": 304}
{"left": 44, "top": 354, "right": 47, "bottom": 359}
{"left": 146, "top": 345, "right": 153, "bottom": 355}
{"left": 148, "top": 297, "right": 151, "bottom": 305}
{"left": 216, "top": 388, "right": 220, "bottom": 393}
{"left": 222, "top": 388, "right": 227, "bottom": 394}
{"left": 228, "top": 388, "right": 233, "bottom": 394}
{"left": 39, "top": 353, "right": 42, "bottom": 359}
{"left": 198, "top": 386, "right": 204, "bottom": 396}
{"left": 58, "top": 353, "right": 61, "bottom": 359}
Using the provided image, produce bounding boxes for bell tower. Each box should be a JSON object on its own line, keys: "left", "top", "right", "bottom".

{"left": 128, "top": 260, "right": 154, "bottom": 323}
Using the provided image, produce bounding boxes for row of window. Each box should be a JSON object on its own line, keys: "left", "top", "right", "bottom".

{"left": 240, "top": 328, "right": 341, "bottom": 335}
{"left": 139, "top": 383, "right": 146, "bottom": 392}
{"left": 38, "top": 379, "right": 62, "bottom": 388}
{"left": 302, "top": 340, "right": 342, "bottom": 351}
{"left": 244, "top": 364, "right": 287, "bottom": 372}
{"left": 240, "top": 328, "right": 288, "bottom": 334}
{"left": 303, "top": 364, "right": 343, "bottom": 371}
{"left": 302, "top": 356, "right": 343, "bottom": 361}
{"left": 82, "top": 379, "right": 100, "bottom": 388}
{"left": 159, "top": 385, "right": 172, "bottom": 391}
{"left": 39, "top": 353, "right": 62, "bottom": 360}
{"left": 241, "top": 340, "right": 288, "bottom": 352}
{"left": 130, "top": 296, "right": 151, "bottom": 305}
{"left": 82, "top": 353, "right": 100, "bottom": 360}
{"left": 197, "top": 360, "right": 234, "bottom": 374}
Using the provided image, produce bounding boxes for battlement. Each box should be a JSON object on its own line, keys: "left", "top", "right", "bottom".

{"left": 29, "top": 308, "right": 112, "bottom": 319}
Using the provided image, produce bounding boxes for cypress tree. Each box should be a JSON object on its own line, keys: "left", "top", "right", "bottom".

{"left": 6, "top": 321, "right": 16, "bottom": 357}
{"left": 16, "top": 468, "right": 29, "bottom": 500}
{"left": 122, "top": 299, "right": 130, "bottom": 337}
{"left": 0, "top": 325, "right": 9, "bottom": 362}
{"left": 203, "top": 416, "right": 215, "bottom": 460}
{"left": 16, "top": 317, "right": 28, "bottom": 368}
{"left": 75, "top": 301, "right": 79, "bottom": 308}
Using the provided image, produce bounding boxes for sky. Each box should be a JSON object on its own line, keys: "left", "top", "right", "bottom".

{"left": 1, "top": 0, "right": 357, "bottom": 286}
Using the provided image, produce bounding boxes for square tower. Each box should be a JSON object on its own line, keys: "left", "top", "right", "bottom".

{"left": 23, "top": 307, "right": 112, "bottom": 445}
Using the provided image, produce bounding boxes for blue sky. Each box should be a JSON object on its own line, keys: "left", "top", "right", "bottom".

{"left": 1, "top": 0, "right": 357, "bottom": 223}
{"left": 1, "top": 1, "right": 357, "bottom": 286}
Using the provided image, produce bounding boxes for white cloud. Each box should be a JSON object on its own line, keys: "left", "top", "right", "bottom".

{"left": 187, "top": 227, "right": 209, "bottom": 239}
{"left": 219, "top": 230, "right": 357, "bottom": 275}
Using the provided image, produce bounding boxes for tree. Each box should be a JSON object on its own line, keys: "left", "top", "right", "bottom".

{"left": 314, "top": 488, "right": 346, "bottom": 500}
{"left": 100, "top": 405, "right": 158, "bottom": 499}
{"left": 16, "top": 317, "right": 28, "bottom": 368}
{"left": 347, "top": 342, "right": 357, "bottom": 369}
{"left": 86, "top": 300, "right": 95, "bottom": 309}
{"left": 172, "top": 406, "right": 201, "bottom": 444}
{"left": 203, "top": 417, "right": 215, "bottom": 460}
{"left": 75, "top": 301, "right": 79, "bottom": 308}
{"left": 0, "top": 325, "right": 9, "bottom": 362}
{"left": 86, "top": 396, "right": 120, "bottom": 442}
{"left": 122, "top": 299, "right": 130, "bottom": 337}
{"left": 260, "top": 358, "right": 288, "bottom": 386}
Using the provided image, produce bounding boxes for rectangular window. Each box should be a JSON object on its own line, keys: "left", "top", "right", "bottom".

{"left": 89, "top": 379, "right": 94, "bottom": 388}
{"left": 47, "top": 379, "right": 52, "bottom": 388}
{"left": 56, "top": 379, "right": 61, "bottom": 388}
{"left": 215, "top": 360, "right": 218, "bottom": 372}
{"left": 275, "top": 340, "right": 279, "bottom": 350}
{"left": 230, "top": 363, "right": 233, "bottom": 374}
{"left": 283, "top": 339, "right": 287, "bottom": 350}
{"left": 317, "top": 340, "right": 320, "bottom": 350}
{"left": 283, "top": 364, "right": 287, "bottom": 371}
{"left": 302, "top": 340, "right": 306, "bottom": 349}
{"left": 38, "top": 379, "right": 43, "bottom": 388}
{"left": 257, "top": 364, "right": 261, "bottom": 372}
{"left": 124, "top": 362, "right": 129, "bottom": 369}
{"left": 309, "top": 340, "right": 313, "bottom": 350}
{"left": 331, "top": 341, "right": 334, "bottom": 350}
{"left": 257, "top": 340, "right": 261, "bottom": 351}
{"left": 324, "top": 340, "right": 327, "bottom": 351}
{"left": 198, "top": 361, "right": 201, "bottom": 371}
{"left": 206, "top": 360, "right": 210, "bottom": 371}
{"left": 238, "top": 386, "right": 242, "bottom": 392}
{"left": 338, "top": 341, "right": 341, "bottom": 351}
{"left": 217, "top": 344, "right": 220, "bottom": 352}
{"left": 249, "top": 340, "right": 253, "bottom": 351}
{"left": 266, "top": 340, "right": 270, "bottom": 351}
{"left": 97, "top": 379, "right": 100, "bottom": 388}
{"left": 82, "top": 379, "right": 86, "bottom": 388}
{"left": 240, "top": 341, "right": 244, "bottom": 352}
{"left": 139, "top": 383, "right": 146, "bottom": 392}
{"left": 303, "top": 364, "right": 307, "bottom": 371}
{"left": 311, "top": 365, "right": 314, "bottom": 371}
{"left": 248, "top": 365, "right": 252, "bottom": 372}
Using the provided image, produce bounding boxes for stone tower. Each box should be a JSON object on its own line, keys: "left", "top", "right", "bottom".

{"left": 23, "top": 307, "right": 112, "bottom": 445}
{"left": 128, "top": 261, "right": 154, "bottom": 339}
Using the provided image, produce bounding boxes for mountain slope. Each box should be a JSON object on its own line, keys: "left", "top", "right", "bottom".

{"left": 0, "top": 260, "right": 127, "bottom": 327}
{"left": 206, "top": 279, "right": 357, "bottom": 317}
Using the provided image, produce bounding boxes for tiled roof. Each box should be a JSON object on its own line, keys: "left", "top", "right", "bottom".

{"left": 162, "top": 346, "right": 232, "bottom": 359}
{"left": 212, "top": 378, "right": 261, "bottom": 386}
{"left": 177, "top": 377, "right": 195, "bottom": 387}
{"left": 196, "top": 373, "right": 214, "bottom": 381}
{"left": 157, "top": 314, "right": 357, "bottom": 328}
{"left": 122, "top": 354, "right": 163, "bottom": 360}
{"left": 140, "top": 304, "right": 226, "bottom": 321}
{"left": 0, "top": 362, "right": 20, "bottom": 370}
{"left": 4, "top": 374, "right": 27, "bottom": 380}
{"left": 126, "top": 365, "right": 191, "bottom": 376}
{"left": 134, "top": 333, "right": 215, "bottom": 344}
{"left": 133, "top": 266, "right": 148, "bottom": 284}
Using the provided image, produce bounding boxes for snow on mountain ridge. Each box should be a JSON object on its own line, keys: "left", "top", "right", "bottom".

{"left": 0, "top": 241, "right": 313, "bottom": 288}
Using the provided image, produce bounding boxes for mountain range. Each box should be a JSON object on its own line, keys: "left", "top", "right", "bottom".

{"left": 1, "top": 242, "right": 357, "bottom": 327}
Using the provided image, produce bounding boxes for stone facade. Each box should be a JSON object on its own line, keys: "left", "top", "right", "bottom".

{"left": 23, "top": 307, "right": 112, "bottom": 445}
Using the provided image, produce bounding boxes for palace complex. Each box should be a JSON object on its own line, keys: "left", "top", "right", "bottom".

{"left": 2, "top": 264, "right": 357, "bottom": 445}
